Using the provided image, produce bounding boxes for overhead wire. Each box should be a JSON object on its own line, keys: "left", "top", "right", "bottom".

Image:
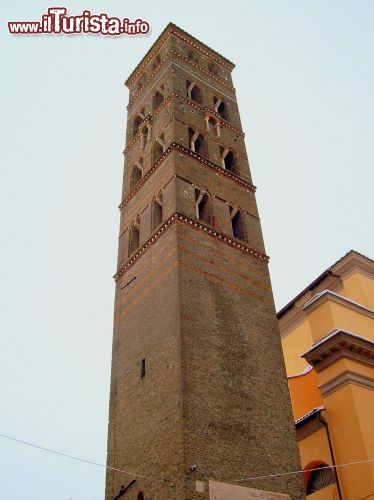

{"left": 1, "top": 432, "right": 373, "bottom": 486}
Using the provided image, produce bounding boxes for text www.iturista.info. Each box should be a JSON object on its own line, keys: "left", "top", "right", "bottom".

{"left": 8, "top": 7, "right": 150, "bottom": 36}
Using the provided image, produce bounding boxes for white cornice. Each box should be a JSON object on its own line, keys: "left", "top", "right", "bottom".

{"left": 302, "top": 290, "right": 374, "bottom": 318}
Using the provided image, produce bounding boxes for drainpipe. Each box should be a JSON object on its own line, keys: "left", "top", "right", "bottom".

{"left": 317, "top": 414, "right": 343, "bottom": 500}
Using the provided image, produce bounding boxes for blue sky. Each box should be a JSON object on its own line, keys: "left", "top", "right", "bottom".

{"left": 0, "top": 1, "right": 373, "bottom": 498}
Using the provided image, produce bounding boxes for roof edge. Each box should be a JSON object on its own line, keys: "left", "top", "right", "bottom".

{"left": 277, "top": 250, "right": 373, "bottom": 320}
{"left": 125, "top": 22, "right": 235, "bottom": 88}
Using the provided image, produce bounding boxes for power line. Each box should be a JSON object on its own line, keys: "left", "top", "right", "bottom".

{"left": 1, "top": 432, "right": 373, "bottom": 486}
{"left": 0, "top": 433, "right": 145, "bottom": 478}
{"left": 233, "top": 458, "right": 374, "bottom": 482}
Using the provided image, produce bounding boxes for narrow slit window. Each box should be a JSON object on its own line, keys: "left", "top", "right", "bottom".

{"left": 140, "top": 359, "right": 145, "bottom": 379}
{"left": 129, "top": 216, "right": 140, "bottom": 255}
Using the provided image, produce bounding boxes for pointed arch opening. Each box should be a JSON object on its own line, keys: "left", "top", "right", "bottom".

{"left": 220, "top": 147, "right": 238, "bottom": 174}
{"left": 152, "top": 133, "right": 165, "bottom": 164}
{"left": 137, "top": 73, "right": 147, "bottom": 91}
{"left": 214, "top": 97, "right": 229, "bottom": 121}
{"left": 186, "top": 81, "right": 202, "bottom": 105}
{"left": 152, "top": 193, "right": 163, "bottom": 231}
{"left": 188, "top": 127, "right": 205, "bottom": 156}
{"left": 206, "top": 116, "right": 220, "bottom": 137}
{"left": 129, "top": 216, "right": 140, "bottom": 255}
{"left": 208, "top": 62, "right": 219, "bottom": 75}
{"left": 133, "top": 114, "right": 143, "bottom": 137}
{"left": 130, "top": 160, "right": 143, "bottom": 189}
{"left": 230, "top": 208, "right": 246, "bottom": 241}
{"left": 152, "top": 90, "right": 164, "bottom": 112}
{"left": 152, "top": 54, "right": 161, "bottom": 71}
{"left": 195, "top": 189, "right": 212, "bottom": 224}
{"left": 187, "top": 49, "right": 198, "bottom": 63}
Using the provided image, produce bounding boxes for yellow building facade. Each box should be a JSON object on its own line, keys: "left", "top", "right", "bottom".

{"left": 278, "top": 251, "right": 374, "bottom": 499}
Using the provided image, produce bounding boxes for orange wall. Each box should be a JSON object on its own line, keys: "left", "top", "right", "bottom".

{"left": 288, "top": 369, "right": 322, "bottom": 420}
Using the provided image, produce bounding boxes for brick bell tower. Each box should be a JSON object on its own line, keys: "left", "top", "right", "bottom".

{"left": 105, "top": 24, "right": 303, "bottom": 500}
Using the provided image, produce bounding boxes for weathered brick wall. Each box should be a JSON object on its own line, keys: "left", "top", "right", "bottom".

{"left": 105, "top": 24, "right": 304, "bottom": 500}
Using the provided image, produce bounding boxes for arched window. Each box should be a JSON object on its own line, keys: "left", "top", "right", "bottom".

{"left": 186, "top": 81, "right": 202, "bottom": 105}
{"left": 205, "top": 116, "right": 220, "bottom": 137}
{"left": 208, "top": 62, "right": 219, "bottom": 75}
{"left": 129, "top": 216, "right": 140, "bottom": 255}
{"left": 187, "top": 49, "right": 198, "bottom": 63}
{"left": 152, "top": 133, "right": 165, "bottom": 164}
{"left": 188, "top": 128, "right": 205, "bottom": 155}
{"left": 133, "top": 114, "right": 143, "bottom": 137}
{"left": 137, "top": 73, "right": 147, "bottom": 90}
{"left": 230, "top": 207, "right": 246, "bottom": 241}
{"left": 214, "top": 97, "right": 229, "bottom": 121}
{"left": 130, "top": 160, "right": 143, "bottom": 189}
{"left": 152, "top": 90, "right": 164, "bottom": 112}
{"left": 195, "top": 189, "right": 211, "bottom": 224}
{"left": 152, "top": 54, "right": 161, "bottom": 71}
{"left": 137, "top": 493, "right": 144, "bottom": 500}
{"left": 152, "top": 193, "right": 163, "bottom": 231}
{"left": 220, "top": 147, "right": 238, "bottom": 174}
{"left": 305, "top": 464, "right": 336, "bottom": 495}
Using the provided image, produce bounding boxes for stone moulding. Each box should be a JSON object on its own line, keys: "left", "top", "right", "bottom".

{"left": 302, "top": 328, "right": 374, "bottom": 372}
{"left": 119, "top": 141, "right": 256, "bottom": 210}
{"left": 114, "top": 212, "right": 269, "bottom": 281}
{"left": 319, "top": 370, "right": 374, "bottom": 397}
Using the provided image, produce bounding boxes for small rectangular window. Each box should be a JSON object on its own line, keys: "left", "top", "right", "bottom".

{"left": 141, "top": 358, "right": 145, "bottom": 379}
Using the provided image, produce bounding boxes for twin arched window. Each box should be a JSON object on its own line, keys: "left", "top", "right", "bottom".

{"left": 128, "top": 194, "right": 164, "bottom": 257}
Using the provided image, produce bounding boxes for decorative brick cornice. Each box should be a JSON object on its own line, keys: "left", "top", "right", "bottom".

{"left": 114, "top": 212, "right": 268, "bottom": 280}
{"left": 302, "top": 329, "right": 374, "bottom": 372}
{"left": 128, "top": 49, "right": 235, "bottom": 109}
{"left": 125, "top": 23, "right": 234, "bottom": 89}
{"left": 119, "top": 141, "right": 256, "bottom": 210}
{"left": 169, "top": 49, "right": 235, "bottom": 91}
